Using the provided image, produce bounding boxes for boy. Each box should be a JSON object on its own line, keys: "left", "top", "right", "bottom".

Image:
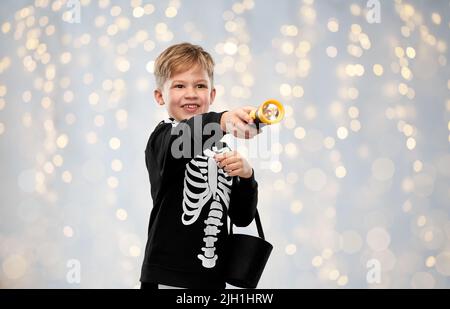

{"left": 140, "top": 43, "right": 260, "bottom": 289}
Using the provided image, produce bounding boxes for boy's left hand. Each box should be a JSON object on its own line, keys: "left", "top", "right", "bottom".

{"left": 214, "top": 151, "right": 253, "bottom": 179}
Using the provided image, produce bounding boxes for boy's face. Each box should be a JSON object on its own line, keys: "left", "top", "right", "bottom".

{"left": 154, "top": 65, "right": 216, "bottom": 122}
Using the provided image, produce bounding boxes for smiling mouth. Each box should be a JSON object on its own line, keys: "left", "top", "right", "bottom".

{"left": 181, "top": 104, "right": 200, "bottom": 112}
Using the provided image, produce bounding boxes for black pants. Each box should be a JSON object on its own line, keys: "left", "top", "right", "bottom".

{"left": 140, "top": 282, "right": 158, "bottom": 290}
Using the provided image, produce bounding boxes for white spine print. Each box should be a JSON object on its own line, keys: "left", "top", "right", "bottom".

{"left": 182, "top": 147, "right": 232, "bottom": 269}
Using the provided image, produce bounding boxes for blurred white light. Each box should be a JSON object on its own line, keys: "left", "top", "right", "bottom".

{"left": 366, "top": 227, "right": 391, "bottom": 251}
{"left": 2, "top": 255, "right": 27, "bottom": 280}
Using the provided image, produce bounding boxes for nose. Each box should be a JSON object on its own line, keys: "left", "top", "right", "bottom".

{"left": 184, "top": 86, "right": 199, "bottom": 99}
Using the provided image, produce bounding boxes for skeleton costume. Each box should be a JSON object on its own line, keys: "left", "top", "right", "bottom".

{"left": 140, "top": 112, "right": 258, "bottom": 289}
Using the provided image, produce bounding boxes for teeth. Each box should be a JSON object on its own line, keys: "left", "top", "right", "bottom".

{"left": 184, "top": 104, "right": 198, "bottom": 108}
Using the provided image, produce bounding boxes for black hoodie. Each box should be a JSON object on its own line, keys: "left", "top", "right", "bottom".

{"left": 140, "top": 112, "right": 258, "bottom": 288}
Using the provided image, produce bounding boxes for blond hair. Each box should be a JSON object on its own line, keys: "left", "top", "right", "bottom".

{"left": 154, "top": 42, "right": 215, "bottom": 89}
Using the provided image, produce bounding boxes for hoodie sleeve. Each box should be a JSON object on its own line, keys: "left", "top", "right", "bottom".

{"left": 227, "top": 169, "right": 258, "bottom": 227}
{"left": 146, "top": 111, "right": 226, "bottom": 180}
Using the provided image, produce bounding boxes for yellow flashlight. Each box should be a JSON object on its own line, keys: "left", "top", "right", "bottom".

{"left": 249, "top": 99, "right": 285, "bottom": 127}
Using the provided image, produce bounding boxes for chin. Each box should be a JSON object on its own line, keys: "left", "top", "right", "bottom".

{"left": 183, "top": 108, "right": 208, "bottom": 117}
{"left": 182, "top": 112, "right": 203, "bottom": 120}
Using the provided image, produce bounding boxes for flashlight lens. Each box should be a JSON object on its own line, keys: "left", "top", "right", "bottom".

{"left": 262, "top": 103, "right": 280, "bottom": 121}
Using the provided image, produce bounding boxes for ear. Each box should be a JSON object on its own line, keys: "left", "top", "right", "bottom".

{"left": 154, "top": 89, "right": 164, "bottom": 106}
{"left": 209, "top": 87, "right": 216, "bottom": 105}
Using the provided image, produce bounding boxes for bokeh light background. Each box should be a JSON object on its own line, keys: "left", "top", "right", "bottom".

{"left": 1, "top": 0, "right": 450, "bottom": 288}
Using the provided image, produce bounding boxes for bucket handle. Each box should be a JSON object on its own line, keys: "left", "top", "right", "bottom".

{"left": 229, "top": 210, "right": 265, "bottom": 240}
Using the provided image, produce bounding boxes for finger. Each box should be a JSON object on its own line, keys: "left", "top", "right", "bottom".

{"left": 244, "top": 125, "right": 259, "bottom": 137}
{"left": 223, "top": 118, "right": 236, "bottom": 133}
{"left": 215, "top": 150, "right": 235, "bottom": 161}
{"left": 227, "top": 169, "right": 242, "bottom": 177}
{"left": 219, "top": 156, "right": 239, "bottom": 168}
{"left": 236, "top": 109, "right": 253, "bottom": 124}
{"left": 243, "top": 106, "right": 256, "bottom": 124}
{"left": 216, "top": 152, "right": 236, "bottom": 166}
{"left": 237, "top": 122, "right": 258, "bottom": 139}
{"left": 214, "top": 153, "right": 225, "bottom": 160}
{"left": 231, "top": 123, "right": 239, "bottom": 136}
{"left": 222, "top": 150, "right": 237, "bottom": 158}
{"left": 234, "top": 122, "right": 251, "bottom": 137}
{"left": 224, "top": 162, "right": 242, "bottom": 172}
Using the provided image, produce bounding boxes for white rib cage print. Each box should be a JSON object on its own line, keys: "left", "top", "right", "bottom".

{"left": 181, "top": 146, "right": 233, "bottom": 268}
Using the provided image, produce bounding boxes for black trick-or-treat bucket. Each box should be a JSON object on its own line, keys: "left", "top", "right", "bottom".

{"left": 224, "top": 210, "right": 273, "bottom": 289}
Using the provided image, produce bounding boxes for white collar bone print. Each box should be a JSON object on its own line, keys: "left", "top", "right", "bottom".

{"left": 181, "top": 146, "right": 233, "bottom": 268}
{"left": 163, "top": 117, "right": 178, "bottom": 127}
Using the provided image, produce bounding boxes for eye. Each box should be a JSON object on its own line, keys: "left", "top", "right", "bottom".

{"left": 174, "top": 84, "right": 184, "bottom": 88}
{"left": 197, "top": 84, "right": 207, "bottom": 88}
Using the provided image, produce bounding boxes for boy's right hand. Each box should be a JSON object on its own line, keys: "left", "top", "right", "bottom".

{"left": 220, "top": 107, "right": 260, "bottom": 139}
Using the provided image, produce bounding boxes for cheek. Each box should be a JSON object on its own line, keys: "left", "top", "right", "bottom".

{"left": 166, "top": 92, "right": 181, "bottom": 104}
{"left": 201, "top": 91, "right": 213, "bottom": 102}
